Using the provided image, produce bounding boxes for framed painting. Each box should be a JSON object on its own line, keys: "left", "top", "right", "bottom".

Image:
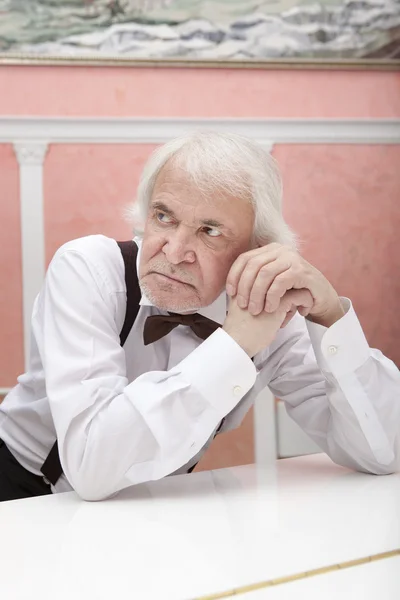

{"left": 0, "top": 0, "right": 399, "bottom": 69}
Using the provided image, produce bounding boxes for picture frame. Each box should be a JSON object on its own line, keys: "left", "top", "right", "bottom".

{"left": 0, "top": 1, "right": 399, "bottom": 70}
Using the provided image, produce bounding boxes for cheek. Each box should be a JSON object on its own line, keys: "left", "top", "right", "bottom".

{"left": 141, "top": 229, "right": 165, "bottom": 262}
{"left": 205, "top": 240, "right": 251, "bottom": 288}
{"left": 200, "top": 253, "right": 235, "bottom": 290}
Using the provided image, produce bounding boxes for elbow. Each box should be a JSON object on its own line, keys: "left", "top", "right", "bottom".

{"left": 328, "top": 435, "right": 399, "bottom": 476}
{"left": 61, "top": 453, "right": 121, "bottom": 502}
{"left": 69, "top": 472, "right": 117, "bottom": 502}
{"left": 74, "top": 484, "right": 114, "bottom": 502}
{"left": 60, "top": 433, "right": 125, "bottom": 501}
{"left": 344, "top": 453, "right": 398, "bottom": 477}
{"left": 359, "top": 461, "right": 397, "bottom": 476}
{"left": 363, "top": 445, "right": 399, "bottom": 476}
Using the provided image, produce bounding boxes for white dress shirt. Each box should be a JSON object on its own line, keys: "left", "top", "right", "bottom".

{"left": 0, "top": 235, "right": 399, "bottom": 500}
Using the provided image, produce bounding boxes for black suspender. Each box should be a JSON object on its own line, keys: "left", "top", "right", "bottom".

{"left": 117, "top": 241, "right": 141, "bottom": 346}
{"left": 40, "top": 240, "right": 140, "bottom": 486}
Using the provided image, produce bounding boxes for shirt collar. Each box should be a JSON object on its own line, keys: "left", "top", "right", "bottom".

{"left": 134, "top": 237, "right": 227, "bottom": 326}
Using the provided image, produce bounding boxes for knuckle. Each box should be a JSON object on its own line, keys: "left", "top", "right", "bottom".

{"left": 291, "top": 262, "right": 302, "bottom": 275}
{"left": 269, "top": 242, "right": 282, "bottom": 251}
{"left": 273, "top": 278, "right": 287, "bottom": 294}
{"left": 277, "top": 271, "right": 290, "bottom": 284}
{"left": 248, "top": 255, "right": 265, "bottom": 269}
{"left": 284, "top": 249, "right": 297, "bottom": 263}
{"left": 277, "top": 245, "right": 293, "bottom": 258}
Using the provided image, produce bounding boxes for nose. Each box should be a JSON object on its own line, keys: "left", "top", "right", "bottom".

{"left": 162, "top": 228, "right": 196, "bottom": 265}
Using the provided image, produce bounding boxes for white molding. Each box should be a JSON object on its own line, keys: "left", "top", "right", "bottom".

{"left": 13, "top": 142, "right": 48, "bottom": 369}
{"left": 1, "top": 116, "right": 400, "bottom": 145}
{"left": 13, "top": 142, "right": 49, "bottom": 165}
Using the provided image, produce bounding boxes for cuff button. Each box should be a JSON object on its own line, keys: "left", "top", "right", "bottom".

{"left": 233, "top": 385, "right": 242, "bottom": 396}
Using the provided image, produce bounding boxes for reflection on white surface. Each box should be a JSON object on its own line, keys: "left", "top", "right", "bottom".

{"left": 0, "top": 455, "right": 399, "bottom": 600}
{"left": 239, "top": 556, "right": 400, "bottom": 600}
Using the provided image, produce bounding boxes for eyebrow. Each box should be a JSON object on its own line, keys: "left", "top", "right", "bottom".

{"left": 201, "top": 218, "right": 224, "bottom": 228}
{"left": 151, "top": 201, "right": 226, "bottom": 230}
{"left": 151, "top": 201, "right": 175, "bottom": 217}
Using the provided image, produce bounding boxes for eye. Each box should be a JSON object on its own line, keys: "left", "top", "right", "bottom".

{"left": 203, "top": 226, "right": 222, "bottom": 238}
{"left": 156, "top": 211, "right": 173, "bottom": 224}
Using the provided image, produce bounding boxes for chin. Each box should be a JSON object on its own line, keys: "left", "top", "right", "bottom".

{"left": 140, "top": 280, "right": 201, "bottom": 313}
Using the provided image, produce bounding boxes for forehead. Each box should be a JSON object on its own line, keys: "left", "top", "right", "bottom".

{"left": 151, "top": 163, "right": 254, "bottom": 229}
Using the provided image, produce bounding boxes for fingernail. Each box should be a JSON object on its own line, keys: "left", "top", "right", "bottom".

{"left": 248, "top": 302, "right": 257, "bottom": 315}
{"left": 237, "top": 295, "right": 247, "bottom": 308}
{"left": 226, "top": 284, "right": 235, "bottom": 296}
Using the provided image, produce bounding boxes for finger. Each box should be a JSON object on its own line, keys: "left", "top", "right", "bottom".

{"left": 298, "top": 305, "right": 312, "bottom": 317}
{"left": 263, "top": 269, "right": 296, "bottom": 312}
{"left": 268, "top": 288, "right": 313, "bottom": 315}
{"left": 280, "top": 309, "right": 296, "bottom": 329}
{"left": 246, "top": 257, "right": 292, "bottom": 314}
{"left": 226, "top": 245, "right": 281, "bottom": 297}
{"left": 286, "top": 288, "right": 314, "bottom": 311}
{"left": 278, "top": 288, "right": 314, "bottom": 316}
{"left": 225, "top": 247, "right": 268, "bottom": 296}
{"left": 265, "top": 269, "right": 308, "bottom": 312}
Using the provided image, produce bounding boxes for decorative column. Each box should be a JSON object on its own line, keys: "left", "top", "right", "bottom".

{"left": 13, "top": 142, "right": 48, "bottom": 369}
{"left": 254, "top": 388, "right": 277, "bottom": 466}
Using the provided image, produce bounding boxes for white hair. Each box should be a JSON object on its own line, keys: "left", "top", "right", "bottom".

{"left": 127, "top": 130, "right": 297, "bottom": 248}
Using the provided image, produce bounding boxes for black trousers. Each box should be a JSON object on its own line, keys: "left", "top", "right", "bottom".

{"left": 0, "top": 439, "right": 52, "bottom": 502}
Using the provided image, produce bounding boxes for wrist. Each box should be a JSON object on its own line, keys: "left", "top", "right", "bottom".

{"left": 222, "top": 324, "right": 255, "bottom": 357}
{"left": 307, "top": 297, "right": 345, "bottom": 328}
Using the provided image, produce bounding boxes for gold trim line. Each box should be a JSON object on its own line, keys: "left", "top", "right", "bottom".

{"left": 193, "top": 548, "right": 400, "bottom": 600}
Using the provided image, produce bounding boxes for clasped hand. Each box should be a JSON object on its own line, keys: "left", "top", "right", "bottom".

{"left": 223, "top": 243, "right": 344, "bottom": 357}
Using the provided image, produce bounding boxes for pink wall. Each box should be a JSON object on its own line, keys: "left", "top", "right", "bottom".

{"left": 0, "top": 67, "right": 399, "bottom": 118}
{"left": 1, "top": 66, "right": 399, "bottom": 468}
{"left": 44, "top": 144, "right": 148, "bottom": 263}
{"left": 0, "top": 143, "right": 23, "bottom": 386}
{"left": 275, "top": 143, "right": 400, "bottom": 364}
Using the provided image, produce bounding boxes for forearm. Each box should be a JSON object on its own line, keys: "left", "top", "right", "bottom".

{"left": 54, "top": 329, "right": 256, "bottom": 501}
{"left": 282, "top": 362, "right": 399, "bottom": 475}
{"left": 269, "top": 302, "right": 400, "bottom": 475}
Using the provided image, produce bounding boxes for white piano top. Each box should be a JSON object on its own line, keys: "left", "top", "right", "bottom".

{"left": 0, "top": 454, "right": 399, "bottom": 600}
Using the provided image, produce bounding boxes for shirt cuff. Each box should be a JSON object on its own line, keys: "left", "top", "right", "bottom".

{"left": 306, "top": 298, "right": 370, "bottom": 379}
{"left": 175, "top": 327, "right": 257, "bottom": 417}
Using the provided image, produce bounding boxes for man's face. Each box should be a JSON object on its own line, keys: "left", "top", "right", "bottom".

{"left": 139, "top": 163, "right": 254, "bottom": 312}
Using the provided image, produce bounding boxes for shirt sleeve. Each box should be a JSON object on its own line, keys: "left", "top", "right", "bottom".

{"left": 265, "top": 299, "right": 400, "bottom": 475}
{"left": 36, "top": 246, "right": 256, "bottom": 501}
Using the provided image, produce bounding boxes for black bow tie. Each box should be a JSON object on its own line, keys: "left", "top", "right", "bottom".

{"left": 143, "top": 312, "right": 221, "bottom": 346}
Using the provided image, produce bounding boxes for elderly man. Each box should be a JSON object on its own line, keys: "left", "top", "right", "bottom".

{"left": 0, "top": 131, "right": 399, "bottom": 502}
